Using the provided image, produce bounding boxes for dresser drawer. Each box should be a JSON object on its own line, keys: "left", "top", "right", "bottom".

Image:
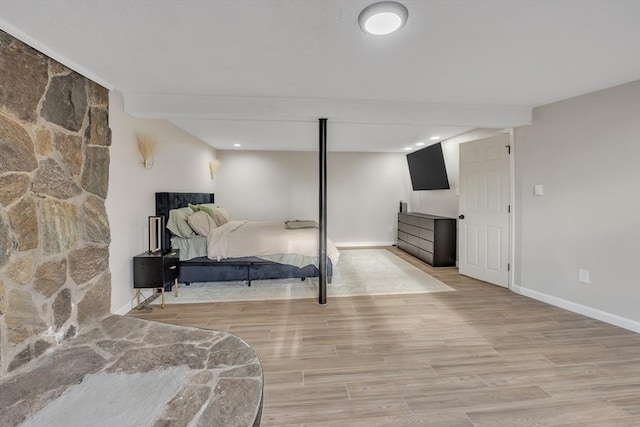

{"left": 406, "top": 234, "right": 421, "bottom": 247}
{"left": 405, "top": 224, "right": 420, "bottom": 237}
{"left": 406, "top": 215, "right": 420, "bottom": 226}
{"left": 397, "top": 240, "right": 410, "bottom": 253}
{"left": 397, "top": 240, "right": 417, "bottom": 257}
{"left": 417, "top": 239, "right": 434, "bottom": 252}
{"left": 164, "top": 256, "right": 179, "bottom": 282}
{"left": 419, "top": 250, "right": 434, "bottom": 265}
{"left": 419, "top": 217, "right": 434, "bottom": 230}
{"left": 419, "top": 228, "right": 434, "bottom": 241}
{"left": 163, "top": 252, "right": 180, "bottom": 284}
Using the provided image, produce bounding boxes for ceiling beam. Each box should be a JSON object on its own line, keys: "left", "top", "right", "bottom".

{"left": 124, "top": 93, "right": 532, "bottom": 128}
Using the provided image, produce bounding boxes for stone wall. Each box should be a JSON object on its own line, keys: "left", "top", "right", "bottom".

{"left": 0, "top": 30, "right": 112, "bottom": 374}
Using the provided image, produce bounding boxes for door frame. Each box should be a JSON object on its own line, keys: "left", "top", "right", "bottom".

{"left": 507, "top": 128, "right": 515, "bottom": 290}
{"left": 458, "top": 128, "right": 515, "bottom": 289}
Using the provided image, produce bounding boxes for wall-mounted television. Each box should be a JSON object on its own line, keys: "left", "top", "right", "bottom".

{"left": 406, "top": 142, "right": 450, "bottom": 191}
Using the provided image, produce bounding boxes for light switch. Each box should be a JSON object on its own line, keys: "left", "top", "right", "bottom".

{"left": 578, "top": 269, "right": 590, "bottom": 284}
{"left": 534, "top": 184, "right": 544, "bottom": 196}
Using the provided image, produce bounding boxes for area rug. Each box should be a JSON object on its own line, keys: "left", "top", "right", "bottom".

{"left": 159, "top": 248, "right": 455, "bottom": 304}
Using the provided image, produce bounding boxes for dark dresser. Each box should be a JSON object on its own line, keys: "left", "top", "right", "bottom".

{"left": 397, "top": 212, "right": 456, "bottom": 267}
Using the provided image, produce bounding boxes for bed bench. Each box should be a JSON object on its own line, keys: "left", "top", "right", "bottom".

{"left": 179, "top": 255, "right": 327, "bottom": 286}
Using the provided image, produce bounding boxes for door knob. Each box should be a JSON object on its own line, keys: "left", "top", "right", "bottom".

{"left": 458, "top": 214, "right": 465, "bottom": 220}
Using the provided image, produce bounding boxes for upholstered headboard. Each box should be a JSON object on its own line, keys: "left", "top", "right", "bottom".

{"left": 155, "top": 192, "right": 215, "bottom": 250}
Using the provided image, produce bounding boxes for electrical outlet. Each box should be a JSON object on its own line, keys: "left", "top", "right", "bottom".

{"left": 578, "top": 269, "right": 590, "bottom": 284}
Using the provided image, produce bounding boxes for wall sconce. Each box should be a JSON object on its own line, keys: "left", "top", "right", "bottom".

{"left": 209, "top": 159, "right": 221, "bottom": 179}
{"left": 137, "top": 134, "right": 156, "bottom": 169}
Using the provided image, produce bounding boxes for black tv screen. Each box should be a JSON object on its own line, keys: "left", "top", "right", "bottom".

{"left": 406, "top": 143, "right": 450, "bottom": 190}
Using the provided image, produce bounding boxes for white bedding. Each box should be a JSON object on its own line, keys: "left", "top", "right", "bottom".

{"left": 206, "top": 220, "right": 340, "bottom": 268}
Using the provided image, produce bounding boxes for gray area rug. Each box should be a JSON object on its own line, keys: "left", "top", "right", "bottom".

{"left": 161, "top": 248, "right": 455, "bottom": 304}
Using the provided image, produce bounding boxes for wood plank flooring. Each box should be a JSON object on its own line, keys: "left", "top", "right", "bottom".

{"left": 127, "top": 247, "right": 640, "bottom": 426}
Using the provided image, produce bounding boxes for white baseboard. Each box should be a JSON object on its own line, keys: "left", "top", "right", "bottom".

{"left": 511, "top": 284, "right": 640, "bottom": 333}
{"left": 335, "top": 241, "right": 396, "bottom": 248}
{"left": 114, "top": 303, "right": 132, "bottom": 316}
{"left": 113, "top": 290, "right": 155, "bottom": 316}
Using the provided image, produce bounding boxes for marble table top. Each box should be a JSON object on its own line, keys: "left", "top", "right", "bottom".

{"left": 0, "top": 315, "right": 263, "bottom": 427}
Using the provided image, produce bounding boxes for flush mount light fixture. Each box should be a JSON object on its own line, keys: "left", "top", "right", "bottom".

{"left": 416, "top": 142, "right": 425, "bottom": 146}
{"left": 404, "top": 147, "right": 412, "bottom": 151}
{"left": 430, "top": 136, "right": 440, "bottom": 140}
{"left": 358, "top": 1, "right": 408, "bottom": 35}
{"left": 233, "top": 143, "right": 241, "bottom": 147}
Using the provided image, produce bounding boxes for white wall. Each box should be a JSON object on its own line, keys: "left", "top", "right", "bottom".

{"left": 215, "top": 150, "right": 410, "bottom": 245}
{"left": 408, "top": 129, "right": 499, "bottom": 218}
{"left": 328, "top": 152, "right": 411, "bottom": 245}
{"left": 514, "top": 80, "right": 640, "bottom": 330}
{"left": 106, "top": 91, "right": 217, "bottom": 314}
{"left": 214, "top": 133, "right": 500, "bottom": 250}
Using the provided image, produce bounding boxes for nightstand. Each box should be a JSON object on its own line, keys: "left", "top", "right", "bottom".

{"left": 133, "top": 249, "right": 179, "bottom": 308}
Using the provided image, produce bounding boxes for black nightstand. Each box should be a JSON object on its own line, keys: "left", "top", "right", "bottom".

{"left": 133, "top": 249, "right": 179, "bottom": 308}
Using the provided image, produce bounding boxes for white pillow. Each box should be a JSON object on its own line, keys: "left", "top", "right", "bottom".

{"left": 214, "top": 206, "right": 231, "bottom": 224}
{"left": 187, "top": 210, "right": 217, "bottom": 236}
{"left": 198, "top": 204, "right": 231, "bottom": 226}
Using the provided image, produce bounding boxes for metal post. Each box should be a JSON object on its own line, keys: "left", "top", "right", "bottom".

{"left": 318, "top": 118, "right": 328, "bottom": 304}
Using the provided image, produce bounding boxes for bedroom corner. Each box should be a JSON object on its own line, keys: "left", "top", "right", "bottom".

{"left": 106, "top": 91, "right": 218, "bottom": 314}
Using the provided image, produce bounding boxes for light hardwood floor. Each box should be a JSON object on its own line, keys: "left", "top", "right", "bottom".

{"left": 127, "top": 247, "right": 640, "bottom": 426}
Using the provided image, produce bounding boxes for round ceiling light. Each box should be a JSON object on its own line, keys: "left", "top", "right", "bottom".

{"left": 358, "top": 1, "right": 408, "bottom": 35}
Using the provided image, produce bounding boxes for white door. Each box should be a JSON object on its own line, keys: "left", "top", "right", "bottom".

{"left": 458, "top": 133, "right": 510, "bottom": 287}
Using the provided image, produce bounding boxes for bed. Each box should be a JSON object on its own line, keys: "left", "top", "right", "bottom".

{"left": 155, "top": 192, "right": 336, "bottom": 287}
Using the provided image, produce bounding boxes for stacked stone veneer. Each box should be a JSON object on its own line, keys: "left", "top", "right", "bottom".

{"left": 0, "top": 30, "right": 112, "bottom": 374}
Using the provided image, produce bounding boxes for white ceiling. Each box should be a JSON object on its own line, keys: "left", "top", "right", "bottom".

{"left": 1, "top": 0, "right": 638, "bottom": 152}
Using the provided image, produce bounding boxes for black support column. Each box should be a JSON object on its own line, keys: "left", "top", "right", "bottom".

{"left": 318, "top": 118, "right": 328, "bottom": 304}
